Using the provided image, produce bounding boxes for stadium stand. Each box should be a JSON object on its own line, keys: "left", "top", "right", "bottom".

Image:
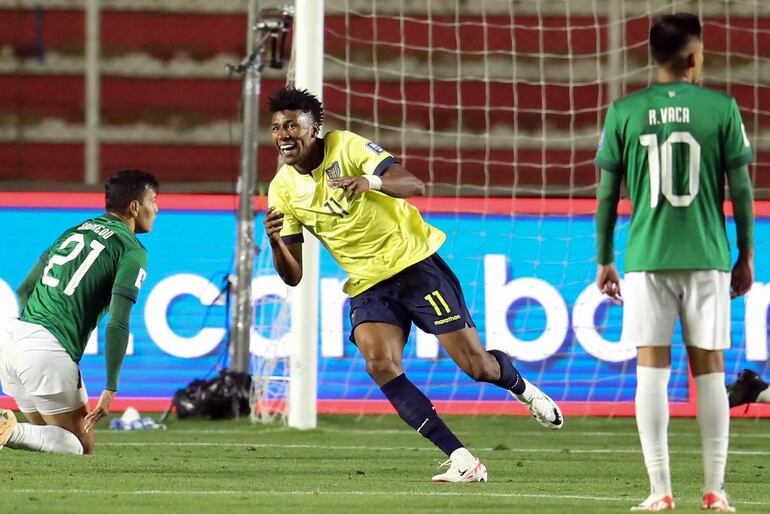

{"left": 0, "top": 0, "right": 767, "bottom": 195}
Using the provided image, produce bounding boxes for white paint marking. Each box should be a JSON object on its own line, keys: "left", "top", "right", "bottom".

{"left": 6, "top": 489, "right": 769, "bottom": 506}
{"left": 95, "top": 428, "right": 770, "bottom": 440}
{"left": 92, "top": 441, "right": 770, "bottom": 456}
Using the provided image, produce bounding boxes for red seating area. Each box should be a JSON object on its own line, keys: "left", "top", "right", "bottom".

{"left": 0, "top": 8, "right": 767, "bottom": 193}
{"left": 0, "top": 10, "right": 247, "bottom": 58}
{"left": 4, "top": 11, "right": 766, "bottom": 60}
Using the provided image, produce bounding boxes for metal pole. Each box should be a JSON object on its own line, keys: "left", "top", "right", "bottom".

{"left": 84, "top": 0, "right": 100, "bottom": 184}
{"left": 289, "top": 0, "right": 323, "bottom": 430}
{"left": 230, "top": 0, "right": 262, "bottom": 373}
{"left": 607, "top": 0, "right": 622, "bottom": 102}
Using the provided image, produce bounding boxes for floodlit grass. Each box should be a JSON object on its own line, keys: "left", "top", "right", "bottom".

{"left": 2, "top": 414, "right": 769, "bottom": 513}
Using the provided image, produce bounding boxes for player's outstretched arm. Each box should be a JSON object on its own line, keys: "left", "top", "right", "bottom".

{"left": 727, "top": 165, "right": 755, "bottom": 297}
{"left": 15, "top": 258, "right": 44, "bottom": 310}
{"left": 84, "top": 390, "right": 115, "bottom": 433}
{"left": 264, "top": 207, "right": 303, "bottom": 286}
{"left": 328, "top": 163, "right": 425, "bottom": 200}
{"left": 84, "top": 293, "right": 134, "bottom": 432}
{"left": 378, "top": 163, "right": 425, "bottom": 198}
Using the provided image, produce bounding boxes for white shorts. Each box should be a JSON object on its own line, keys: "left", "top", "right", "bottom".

{"left": 621, "top": 270, "right": 731, "bottom": 350}
{"left": 0, "top": 319, "right": 88, "bottom": 415}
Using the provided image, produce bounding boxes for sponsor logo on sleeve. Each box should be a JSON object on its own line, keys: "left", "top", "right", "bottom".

{"left": 366, "top": 141, "right": 384, "bottom": 154}
{"left": 597, "top": 129, "right": 606, "bottom": 151}
{"left": 135, "top": 268, "right": 147, "bottom": 289}
{"left": 741, "top": 124, "right": 751, "bottom": 148}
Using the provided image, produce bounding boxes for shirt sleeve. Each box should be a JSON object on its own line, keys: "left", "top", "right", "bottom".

{"left": 722, "top": 98, "right": 755, "bottom": 171}
{"left": 727, "top": 165, "right": 754, "bottom": 253}
{"left": 112, "top": 247, "right": 148, "bottom": 303}
{"left": 267, "top": 178, "right": 304, "bottom": 245}
{"left": 594, "top": 103, "right": 623, "bottom": 174}
{"left": 104, "top": 292, "right": 133, "bottom": 391}
{"left": 595, "top": 170, "right": 623, "bottom": 264}
{"left": 344, "top": 131, "right": 398, "bottom": 177}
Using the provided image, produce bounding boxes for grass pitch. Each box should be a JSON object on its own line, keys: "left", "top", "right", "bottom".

{"left": 2, "top": 414, "right": 769, "bottom": 513}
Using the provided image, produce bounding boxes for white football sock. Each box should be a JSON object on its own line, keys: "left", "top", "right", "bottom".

{"left": 695, "top": 372, "right": 729, "bottom": 494}
{"left": 635, "top": 366, "right": 672, "bottom": 497}
{"left": 758, "top": 388, "right": 770, "bottom": 403}
{"left": 7, "top": 422, "right": 84, "bottom": 455}
{"left": 449, "top": 447, "right": 476, "bottom": 465}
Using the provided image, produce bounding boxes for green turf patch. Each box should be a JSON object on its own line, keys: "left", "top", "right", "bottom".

{"left": 2, "top": 415, "right": 769, "bottom": 513}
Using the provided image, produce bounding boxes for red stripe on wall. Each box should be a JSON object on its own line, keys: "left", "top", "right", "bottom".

{"left": 0, "top": 192, "right": 269, "bottom": 211}
{"left": 316, "top": 399, "right": 770, "bottom": 418}
{"left": 2, "top": 396, "right": 768, "bottom": 418}
{"left": 1, "top": 192, "right": 768, "bottom": 216}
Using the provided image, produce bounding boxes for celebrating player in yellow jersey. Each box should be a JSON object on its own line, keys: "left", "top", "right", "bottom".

{"left": 264, "top": 87, "right": 563, "bottom": 483}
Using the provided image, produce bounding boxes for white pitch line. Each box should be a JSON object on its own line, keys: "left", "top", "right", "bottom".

{"left": 92, "top": 441, "right": 770, "bottom": 456}
{"left": 97, "top": 428, "right": 410, "bottom": 436}
{"left": 0, "top": 489, "right": 631, "bottom": 502}
{"left": 4, "top": 489, "right": 768, "bottom": 506}
{"left": 95, "top": 428, "right": 770, "bottom": 439}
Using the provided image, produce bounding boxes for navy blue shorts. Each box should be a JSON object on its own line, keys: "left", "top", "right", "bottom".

{"left": 348, "top": 253, "right": 475, "bottom": 344}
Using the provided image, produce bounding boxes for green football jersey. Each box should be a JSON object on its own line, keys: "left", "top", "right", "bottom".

{"left": 595, "top": 81, "right": 754, "bottom": 271}
{"left": 21, "top": 214, "right": 148, "bottom": 363}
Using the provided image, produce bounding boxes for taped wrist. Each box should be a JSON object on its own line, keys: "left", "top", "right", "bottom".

{"left": 363, "top": 174, "right": 382, "bottom": 191}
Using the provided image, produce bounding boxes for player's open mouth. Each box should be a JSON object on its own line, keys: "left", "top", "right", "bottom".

{"left": 279, "top": 143, "right": 298, "bottom": 156}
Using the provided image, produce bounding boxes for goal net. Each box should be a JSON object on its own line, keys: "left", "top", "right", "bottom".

{"left": 251, "top": 0, "right": 769, "bottom": 421}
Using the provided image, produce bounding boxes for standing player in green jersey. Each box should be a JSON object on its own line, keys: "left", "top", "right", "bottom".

{"left": 595, "top": 14, "right": 754, "bottom": 512}
{"left": 0, "top": 169, "right": 159, "bottom": 455}
{"left": 264, "top": 87, "right": 563, "bottom": 483}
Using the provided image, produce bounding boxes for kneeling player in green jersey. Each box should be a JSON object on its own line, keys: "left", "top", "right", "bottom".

{"left": 594, "top": 14, "right": 754, "bottom": 512}
{"left": 0, "top": 169, "right": 159, "bottom": 455}
{"left": 264, "top": 87, "right": 563, "bottom": 483}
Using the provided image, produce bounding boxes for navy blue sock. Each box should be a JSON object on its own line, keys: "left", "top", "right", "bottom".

{"left": 488, "top": 349, "right": 526, "bottom": 394}
{"left": 380, "top": 374, "right": 463, "bottom": 457}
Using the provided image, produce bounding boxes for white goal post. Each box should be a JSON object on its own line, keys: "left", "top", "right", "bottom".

{"left": 288, "top": 0, "right": 323, "bottom": 429}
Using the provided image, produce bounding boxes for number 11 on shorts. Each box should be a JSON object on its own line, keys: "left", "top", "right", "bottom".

{"left": 424, "top": 290, "right": 451, "bottom": 316}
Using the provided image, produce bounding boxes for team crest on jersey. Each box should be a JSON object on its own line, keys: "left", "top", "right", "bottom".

{"left": 366, "top": 141, "right": 384, "bottom": 154}
{"left": 324, "top": 161, "right": 342, "bottom": 179}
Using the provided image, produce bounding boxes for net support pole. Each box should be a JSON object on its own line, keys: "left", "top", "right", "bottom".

{"left": 230, "top": 0, "right": 262, "bottom": 374}
{"left": 288, "top": 0, "right": 323, "bottom": 430}
{"left": 84, "top": 0, "right": 100, "bottom": 185}
{"left": 607, "top": 0, "right": 623, "bottom": 102}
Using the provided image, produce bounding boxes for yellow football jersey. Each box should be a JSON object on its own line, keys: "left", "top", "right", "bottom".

{"left": 268, "top": 130, "right": 446, "bottom": 296}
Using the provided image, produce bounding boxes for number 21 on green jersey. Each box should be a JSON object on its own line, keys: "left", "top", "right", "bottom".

{"left": 42, "top": 233, "right": 106, "bottom": 296}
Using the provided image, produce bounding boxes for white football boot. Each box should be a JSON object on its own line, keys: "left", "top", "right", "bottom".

{"left": 630, "top": 494, "right": 675, "bottom": 511}
{"left": 431, "top": 448, "right": 488, "bottom": 483}
{"left": 512, "top": 378, "right": 564, "bottom": 429}
{"left": 0, "top": 409, "right": 17, "bottom": 449}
